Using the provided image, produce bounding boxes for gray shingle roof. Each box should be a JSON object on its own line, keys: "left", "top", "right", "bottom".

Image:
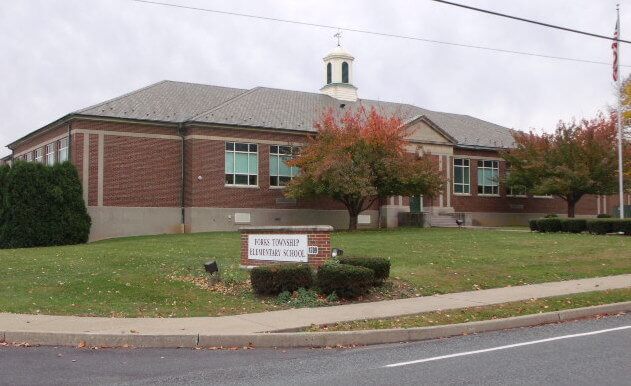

{"left": 75, "top": 80, "right": 515, "bottom": 148}
{"left": 77, "top": 80, "right": 247, "bottom": 123}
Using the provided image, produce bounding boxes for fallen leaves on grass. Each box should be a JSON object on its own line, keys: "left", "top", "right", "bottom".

{"left": 168, "top": 275, "right": 251, "bottom": 296}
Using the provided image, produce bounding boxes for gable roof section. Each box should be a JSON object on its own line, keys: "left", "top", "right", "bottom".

{"left": 76, "top": 80, "right": 247, "bottom": 123}
{"left": 7, "top": 80, "right": 516, "bottom": 150}
{"left": 189, "top": 86, "right": 515, "bottom": 148}
{"left": 403, "top": 115, "right": 457, "bottom": 144}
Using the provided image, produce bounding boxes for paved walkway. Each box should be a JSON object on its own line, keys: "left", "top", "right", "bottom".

{"left": 1, "top": 275, "right": 629, "bottom": 336}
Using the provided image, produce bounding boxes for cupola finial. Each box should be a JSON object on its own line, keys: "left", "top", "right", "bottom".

{"left": 334, "top": 30, "right": 342, "bottom": 47}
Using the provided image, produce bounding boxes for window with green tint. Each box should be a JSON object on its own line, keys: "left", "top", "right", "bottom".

{"left": 326, "top": 63, "right": 332, "bottom": 84}
{"left": 270, "top": 145, "right": 299, "bottom": 187}
{"left": 225, "top": 142, "right": 258, "bottom": 186}
{"left": 453, "top": 158, "right": 470, "bottom": 194}
{"left": 342, "top": 62, "right": 349, "bottom": 83}
{"left": 477, "top": 160, "right": 499, "bottom": 195}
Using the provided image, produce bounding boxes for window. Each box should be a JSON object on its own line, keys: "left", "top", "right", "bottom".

{"left": 225, "top": 142, "right": 258, "bottom": 186}
{"left": 506, "top": 169, "right": 526, "bottom": 197}
{"left": 57, "top": 137, "right": 68, "bottom": 163}
{"left": 270, "top": 145, "right": 299, "bottom": 187}
{"left": 45, "top": 143, "right": 55, "bottom": 165}
{"left": 25, "top": 153, "right": 32, "bottom": 162}
{"left": 326, "top": 63, "right": 332, "bottom": 84}
{"left": 453, "top": 158, "right": 470, "bottom": 194}
{"left": 342, "top": 61, "right": 349, "bottom": 83}
{"left": 477, "top": 160, "right": 499, "bottom": 195}
{"left": 34, "top": 148, "right": 43, "bottom": 163}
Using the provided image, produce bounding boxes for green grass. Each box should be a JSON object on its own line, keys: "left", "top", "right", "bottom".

{"left": 0, "top": 228, "right": 629, "bottom": 317}
{"left": 305, "top": 288, "right": 631, "bottom": 331}
{"left": 333, "top": 228, "right": 631, "bottom": 295}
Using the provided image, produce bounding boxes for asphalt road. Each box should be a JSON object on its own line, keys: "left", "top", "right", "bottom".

{"left": 1, "top": 314, "right": 630, "bottom": 386}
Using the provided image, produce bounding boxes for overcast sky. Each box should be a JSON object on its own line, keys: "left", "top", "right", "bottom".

{"left": 1, "top": 0, "right": 629, "bottom": 157}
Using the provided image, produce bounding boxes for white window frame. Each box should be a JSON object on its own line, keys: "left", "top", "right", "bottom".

{"left": 45, "top": 143, "right": 55, "bottom": 165}
{"left": 34, "top": 148, "right": 43, "bottom": 163}
{"left": 477, "top": 160, "right": 500, "bottom": 196}
{"left": 225, "top": 142, "right": 258, "bottom": 187}
{"left": 269, "top": 145, "right": 299, "bottom": 188}
{"left": 453, "top": 158, "right": 470, "bottom": 195}
{"left": 57, "top": 137, "right": 69, "bottom": 163}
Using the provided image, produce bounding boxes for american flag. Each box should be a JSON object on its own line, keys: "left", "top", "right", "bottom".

{"left": 612, "top": 16, "right": 620, "bottom": 81}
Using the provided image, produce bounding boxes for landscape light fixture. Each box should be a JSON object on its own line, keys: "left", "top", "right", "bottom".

{"left": 331, "top": 248, "right": 344, "bottom": 258}
{"left": 204, "top": 260, "right": 219, "bottom": 274}
{"left": 204, "top": 260, "right": 220, "bottom": 285}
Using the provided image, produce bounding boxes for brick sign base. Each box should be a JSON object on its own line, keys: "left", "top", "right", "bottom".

{"left": 240, "top": 225, "right": 333, "bottom": 268}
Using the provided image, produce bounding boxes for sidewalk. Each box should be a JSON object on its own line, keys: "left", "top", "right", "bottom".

{"left": 1, "top": 274, "right": 630, "bottom": 338}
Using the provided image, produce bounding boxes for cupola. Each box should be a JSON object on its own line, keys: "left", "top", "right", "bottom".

{"left": 320, "top": 33, "right": 358, "bottom": 101}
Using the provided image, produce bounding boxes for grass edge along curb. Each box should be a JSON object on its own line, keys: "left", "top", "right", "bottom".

{"left": 3, "top": 301, "right": 630, "bottom": 349}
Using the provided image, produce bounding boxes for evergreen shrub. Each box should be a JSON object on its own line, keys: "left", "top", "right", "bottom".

{"left": 528, "top": 219, "right": 539, "bottom": 232}
{"left": 0, "top": 161, "right": 91, "bottom": 249}
{"left": 559, "top": 219, "right": 587, "bottom": 233}
{"left": 338, "top": 256, "right": 390, "bottom": 285}
{"left": 316, "top": 263, "right": 374, "bottom": 299}
{"left": 536, "top": 218, "right": 563, "bottom": 233}
{"left": 250, "top": 263, "right": 314, "bottom": 295}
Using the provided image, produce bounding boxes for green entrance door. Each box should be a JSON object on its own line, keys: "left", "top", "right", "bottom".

{"left": 410, "top": 195, "right": 424, "bottom": 213}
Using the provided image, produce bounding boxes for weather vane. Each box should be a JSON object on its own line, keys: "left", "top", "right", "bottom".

{"left": 334, "top": 30, "right": 342, "bottom": 46}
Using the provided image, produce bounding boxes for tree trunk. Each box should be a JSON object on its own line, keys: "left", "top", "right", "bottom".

{"left": 567, "top": 200, "right": 576, "bottom": 218}
{"left": 348, "top": 213, "right": 358, "bottom": 230}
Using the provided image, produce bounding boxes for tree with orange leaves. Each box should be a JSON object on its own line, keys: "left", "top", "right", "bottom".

{"left": 285, "top": 107, "right": 444, "bottom": 230}
{"left": 503, "top": 112, "right": 628, "bottom": 217}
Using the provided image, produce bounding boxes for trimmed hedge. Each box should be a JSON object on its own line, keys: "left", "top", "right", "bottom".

{"left": 528, "top": 219, "right": 539, "bottom": 232}
{"left": 560, "top": 219, "right": 587, "bottom": 234}
{"left": 530, "top": 217, "right": 631, "bottom": 235}
{"left": 316, "top": 263, "right": 374, "bottom": 299}
{"left": 536, "top": 218, "right": 563, "bottom": 233}
{"left": 586, "top": 219, "right": 631, "bottom": 235}
{"left": 339, "top": 256, "right": 390, "bottom": 285}
{"left": 0, "top": 161, "right": 91, "bottom": 249}
{"left": 597, "top": 213, "right": 612, "bottom": 218}
{"left": 250, "top": 263, "right": 314, "bottom": 295}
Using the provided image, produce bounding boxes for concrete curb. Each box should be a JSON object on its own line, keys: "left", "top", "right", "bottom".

{"left": 1, "top": 301, "right": 629, "bottom": 349}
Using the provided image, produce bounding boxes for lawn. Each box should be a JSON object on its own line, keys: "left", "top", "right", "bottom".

{"left": 1, "top": 228, "right": 629, "bottom": 317}
{"left": 305, "top": 288, "right": 631, "bottom": 332}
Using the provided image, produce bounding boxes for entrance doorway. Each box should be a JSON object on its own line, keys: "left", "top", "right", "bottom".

{"left": 410, "top": 195, "right": 424, "bottom": 213}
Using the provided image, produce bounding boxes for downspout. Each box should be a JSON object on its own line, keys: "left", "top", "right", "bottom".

{"left": 179, "top": 123, "right": 186, "bottom": 233}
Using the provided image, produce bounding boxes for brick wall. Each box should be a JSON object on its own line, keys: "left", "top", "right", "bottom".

{"left": 449, "top": 148, "right": 599, "bottom": 216}
{"left": 6, "top": 117, "right": 627, "bottom": 222}
{"left": 185, "top": 126, "right": 346, "bottom": 210}
{"left": 11, "top": 123, "right": 69, "bottom": 158}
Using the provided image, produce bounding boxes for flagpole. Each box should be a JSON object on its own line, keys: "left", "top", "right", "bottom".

{"left": 616, "top": 4, "right": 625, "bottom": 219}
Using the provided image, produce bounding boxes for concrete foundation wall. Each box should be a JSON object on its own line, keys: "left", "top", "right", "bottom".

{"left": 88, "top": 206, "right": 182, "bottom": 241}
{"left": 185, "top": 207, "right": 379, "bottom": 232}
{"left": 380, "top": 205, "right": 410, "bottom": 228}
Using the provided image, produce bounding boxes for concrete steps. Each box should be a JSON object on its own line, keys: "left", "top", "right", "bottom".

{"left": 429, "top": 214, "right": 460, "bottom": 228}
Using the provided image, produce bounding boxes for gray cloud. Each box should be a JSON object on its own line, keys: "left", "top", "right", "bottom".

{"left": 0, "top": 0, "right": 626, "bottom": 157}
